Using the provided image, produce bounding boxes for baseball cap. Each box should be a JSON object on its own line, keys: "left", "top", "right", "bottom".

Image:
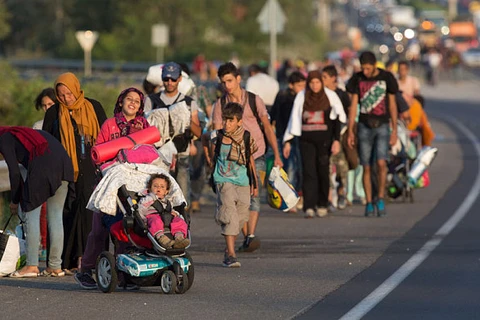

{"left": 162, "top": 62, "right": 181, "bottom": 80}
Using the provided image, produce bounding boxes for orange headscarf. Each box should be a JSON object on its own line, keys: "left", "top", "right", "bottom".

{"left": 55, "top": 72, "right": 100, "bottom": 181}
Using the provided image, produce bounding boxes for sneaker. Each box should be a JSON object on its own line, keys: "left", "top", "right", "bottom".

{"left": 74, "top": 272, "right": 97, "bottom": 290}
{"left": 238, "top": 235, "right": 261, "bottom": 252}
{"left": 305, "top": 208, "right": 315, "bottom": 219}
{"left": 173, "top": 235, "right": 190, "bottom": 249}
{"left": 360, "top": 197, "right": 367, "bottom": 205}
{"left": 376, "top": 199, "right": 386, "bottom": 217}
{"left": 316, "top": 207, "right": 328, "bottom": 217}
{"left": 327, "top": 202, "right": 336, "bottom": 213}
{"left": 364, "top": 202, "right": 375, "bottom": 217}
{"left": 157, "top": 234, "right": 175, "bottom": 248}
{"left": 222, "top": 256, "right": 241, "bottom": 268}
{"left": 296, "top": 196, "right": 304, "bottom": 210}
{"left": 191, "top": 201, "right": 201, "bottom": 213}
{"left": 337, "top": 195, "right": 347, "bottom": 210}
{"left": 117, "top": 283, "right": 140, "bottom": 290}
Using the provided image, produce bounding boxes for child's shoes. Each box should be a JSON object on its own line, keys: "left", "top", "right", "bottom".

{"left": 157, "top": 234, "right": 174, "bottom": 248}
{"left": 173, "top": 234, "right": 190, "bottom": 249}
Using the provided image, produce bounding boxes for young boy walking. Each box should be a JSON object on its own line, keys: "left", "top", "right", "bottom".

{"left": 208, "top": 102, "right": 258, "bottom": 267}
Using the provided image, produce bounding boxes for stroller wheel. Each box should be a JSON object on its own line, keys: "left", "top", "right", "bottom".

{"left": 160, "top": 270, "right": 177, "bottom": 294}
{"left": 96, "top": 251, "right": 118, "bottom": 293}
{"left": 175, "top": 268, "right": 189, "bottom": 294}
{"left": 183, "top": 251, "right": 194, "bottom": 290}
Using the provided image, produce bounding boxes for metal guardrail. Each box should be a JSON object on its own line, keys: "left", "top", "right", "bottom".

{"left": 0, "top": 161, "right": 11, "bottom": 192}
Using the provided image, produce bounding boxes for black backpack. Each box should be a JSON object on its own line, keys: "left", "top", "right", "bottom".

{"left": 148, "top": 92, "right": 194, "bottom": 153}
{"left": 209, "top": 129, "right": 256, "bottom": 193}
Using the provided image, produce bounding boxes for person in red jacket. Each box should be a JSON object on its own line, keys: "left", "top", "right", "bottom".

{"left": 74, "top": 87, "right": 149, "bottom": 290}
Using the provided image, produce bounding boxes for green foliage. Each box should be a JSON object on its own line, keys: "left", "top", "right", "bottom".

{"left": 0, "top": 60, "right": 141, "bottom": 126}
{"left": 0, "top": 0, "right": 10, "bottom": 40}
{"left": 2, "top": 0, "right": 340, "bottom": 63}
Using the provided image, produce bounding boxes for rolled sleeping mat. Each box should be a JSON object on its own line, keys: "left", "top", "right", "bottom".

{"left": 91, "top": 126, "right": 161, "bottom": 164}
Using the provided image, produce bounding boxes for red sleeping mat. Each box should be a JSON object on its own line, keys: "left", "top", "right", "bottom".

{"left": 91, "top": 126, "right": 161, "bottom": 164}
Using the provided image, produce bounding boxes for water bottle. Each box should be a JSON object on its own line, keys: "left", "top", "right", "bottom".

{"left": 80, "top": 135, "right": 86, "bottom": 159}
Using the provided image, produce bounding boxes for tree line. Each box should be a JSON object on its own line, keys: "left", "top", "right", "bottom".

{"left": 0, "top": 0, "right": 336, "bottom": 63}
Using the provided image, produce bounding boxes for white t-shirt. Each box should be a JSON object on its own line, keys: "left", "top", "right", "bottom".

{"left": 245, "top": 73, "right": 280, "bottom": 106}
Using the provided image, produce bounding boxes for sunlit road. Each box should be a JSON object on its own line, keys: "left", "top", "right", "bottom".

{"left": 1, "top": 80, "right": 479, "bottom": 320}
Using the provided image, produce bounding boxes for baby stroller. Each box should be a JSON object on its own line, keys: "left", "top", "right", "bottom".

{"left": 386, "top": 121, "right": 417, "bottom": 203}
{"left": 88, "top": 161, "right": 194, "bottom": 294}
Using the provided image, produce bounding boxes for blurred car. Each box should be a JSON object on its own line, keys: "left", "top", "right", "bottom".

{"left": 461, "top": 47, "right": 480, "bottom": 67}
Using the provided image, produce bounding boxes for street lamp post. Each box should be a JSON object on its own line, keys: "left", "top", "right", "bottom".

{"left": 75, "top": 30, "right": 99, "bottom": 77}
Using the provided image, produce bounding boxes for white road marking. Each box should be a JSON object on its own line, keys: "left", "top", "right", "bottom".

{"left": 339, "top": 116, "right": 480, "bottom": 320}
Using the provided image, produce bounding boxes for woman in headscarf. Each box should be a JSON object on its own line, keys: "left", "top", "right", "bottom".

{"left": 0, "top": 127, "right": 73, "bottom": 277}
{"left": 283, "top": 70, "right": 346, "bottom": 218}
{"left": 74, "top": 87, "right": 149, "bottom": 290}
{"left": 43, "top": 72, "right": 107, "bottom": 273}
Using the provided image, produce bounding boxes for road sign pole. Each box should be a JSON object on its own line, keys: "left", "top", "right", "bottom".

{"left": 269, "top": 1, "right": 277, "bottom": 78}
{"left": 257, "top": 0, "right": 285, "bottom": 78}
{"left": 85, "top": 49, "right": 92, "bottom": 77}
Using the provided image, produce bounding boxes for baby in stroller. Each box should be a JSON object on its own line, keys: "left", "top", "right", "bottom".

{"left": 88, "top": 145, "right": 194, "bottom": 294}
{"left": 137, "top": 173, "right": 190, "bottom": 249}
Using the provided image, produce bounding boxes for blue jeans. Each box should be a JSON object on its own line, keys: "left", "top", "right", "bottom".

{"left": 175, "top": 154, "right": 191, "bottom": 206}
{"left": 278, "top": 137, "right": 302, "bottom": 192}
{"left": 250, "top": 156, "right": 266, "bottom": 212}
{"left": 22, "top": 181, "right": 69, "bottom": 269}
{"left": 189, "top": 139, "right": 205, "bottom": 203}
{"left": 357, "top": 122, "right": 390, "bottom": 166}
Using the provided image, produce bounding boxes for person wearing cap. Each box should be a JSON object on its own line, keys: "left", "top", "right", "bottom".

{"left": 144, "top": 62, "right": 202, "bottom": 210}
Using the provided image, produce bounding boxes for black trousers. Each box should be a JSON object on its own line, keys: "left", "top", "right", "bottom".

{"left": 300, "top": 139, "right": 331, "bottom": 211}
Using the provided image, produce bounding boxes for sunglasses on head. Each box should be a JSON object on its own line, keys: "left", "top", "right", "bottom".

{"left": 162, "top": 77, "right": 178, "bottom": 82}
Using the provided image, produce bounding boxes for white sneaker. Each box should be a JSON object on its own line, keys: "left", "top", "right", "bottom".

{"left": 316, "top": 207, "right": 328, "bottom": 217}
{"left": 305, "top": 208, "right": 315, "bottom": 218}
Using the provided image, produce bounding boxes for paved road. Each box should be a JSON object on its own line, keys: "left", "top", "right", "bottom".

{"left": 0, "top": 81, "right": 478, "bottom": 320}
{"left": 298, "top": 81, "right": 480, "bottom": 319}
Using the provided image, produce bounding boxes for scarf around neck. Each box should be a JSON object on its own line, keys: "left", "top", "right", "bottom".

{"left": 113, "top": 87, "right": 149, "bottom": 136}
{"left": 222, "top": 125, "right": 257, "bottom": 165}
{"left": 0, "top": 126, "right": 48, "bottom": 160}
{"left": 55, "top": 72, "right": 100, "bottom": 181}
{"left": 304, "top": 70, "right": 330, "bottom": 112}
{"left": 114, "top": 113, "right": 150, "bottom": 136}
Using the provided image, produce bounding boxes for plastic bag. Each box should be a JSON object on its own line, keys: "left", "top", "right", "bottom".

{"left": 158, "top": 140, "right": 178, "bottom": 167}
{"left": 408, "top": 146, "right": 438, "bottom": 187}
{"left": 267, "top": 167, "right": 299, "bottom": 212}
{"left": 0, "top": 231, "right": 25, "bottom": 276}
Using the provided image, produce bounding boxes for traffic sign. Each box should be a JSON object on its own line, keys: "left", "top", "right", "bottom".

{"left": 257, "top": 0, "right": 286, "bottom": 34}
{"left": 151, "top": 24, "right": 169, "bottom": 47}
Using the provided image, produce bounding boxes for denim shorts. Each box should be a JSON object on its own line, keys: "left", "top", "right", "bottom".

{"left": 250, "top": 156, "right": 266, "bottom": 212}
{"left": 357, "top": 122, "right": 390, "bottom": 166}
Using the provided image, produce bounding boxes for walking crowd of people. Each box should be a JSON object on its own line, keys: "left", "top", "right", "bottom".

{"left": 1, "top": 49, "right": 435, "bottom": 286}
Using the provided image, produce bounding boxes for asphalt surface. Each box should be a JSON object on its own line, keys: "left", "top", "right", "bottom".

{"left": 0, "top": 80, "right": 479, "bottom": 320}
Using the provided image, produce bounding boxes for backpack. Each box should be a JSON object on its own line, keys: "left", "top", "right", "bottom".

{"left": 148, "top": 92, "right": 194, "bottom": 153}
{"left": 209, "top": 130, "right": 256, "bottom": 193}
{"left": 220, "top": 91, "right": 267, "bottom": 154}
